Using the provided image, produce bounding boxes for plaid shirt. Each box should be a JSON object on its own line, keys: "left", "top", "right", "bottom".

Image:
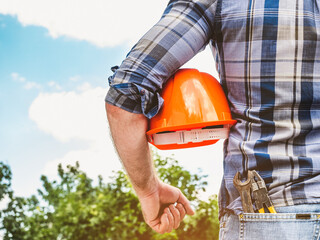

{"left": 106, "top": 0, "right": 320, "bottom": 217}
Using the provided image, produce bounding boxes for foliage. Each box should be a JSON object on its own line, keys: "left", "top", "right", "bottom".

{"left": 0, "top": 162, "right": 12, "bottom": 200}
{"left": 177, "top": 196, "right": 219, "bottom": 240}
{"left": 0, "top": 154, "right": 219, "bottom": 240}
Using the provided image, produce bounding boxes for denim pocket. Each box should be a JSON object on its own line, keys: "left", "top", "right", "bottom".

{"left": 238, "top": 212, "right": 320, "bottom": 240}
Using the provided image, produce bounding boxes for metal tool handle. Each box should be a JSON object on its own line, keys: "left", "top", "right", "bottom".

{"left": 233, "top": 171, "right": 254, "bottom": 213}
{"left": 238, "top": 188, "right": 254, "bottom": 213}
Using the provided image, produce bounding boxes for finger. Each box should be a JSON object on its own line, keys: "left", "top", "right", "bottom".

{"left": 165, "top": 207, "right": 174, "bottom": 233}
{"left": 176, "top": 203, "right": 186, "bottom": 221}
{"left": 169, "top": 204, "right": 181, "bottom": 229}
{"left": 177, "top": 191, "right": 195, "bottom": 215}
{"left": 156, "top": 213, "right": 169, "bottom": 234}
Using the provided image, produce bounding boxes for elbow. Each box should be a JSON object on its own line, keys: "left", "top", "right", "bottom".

{"left": 105, "top": 103, "right": 127, "bottom": 122}
{"left": 105, "top": 102, "right": 120, "bottom": 117}
{"left": 105, "top": 102, "right": 149, "bottom": 139}
{"left": 105, "top": 102, "right": 147, "bottom": 124}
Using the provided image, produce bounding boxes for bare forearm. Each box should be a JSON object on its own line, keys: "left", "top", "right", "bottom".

{"left": 105, "top": 103, "right": 159, "bottom": 196}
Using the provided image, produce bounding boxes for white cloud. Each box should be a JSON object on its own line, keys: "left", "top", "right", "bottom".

{"left": 48, "top": 81, "right": 62, "bottom": 90}
{"left": 2, "top": 1, "right": 220, "bottom": 77}
{"left": 24, "top": 81, "right": 41, "bottom": 90}
{"left": 29, "top": 85, "right": 107, "bottom": 143}
{"left": 42, "top": 141, "right": 122, "bottom": 183}
{"left": 11, "top": 72, "right": 26, "bottom": 82}
{"left": 11, "top": 72, "right": 42, "bottom": 90}
{"left": 76, "top": 82, "right": 92, "bottom": 92}
{"left": 0, "top": 0, "right": 167, "bottom": 47}
{"left": 69, "top": 75, "right": 81, "bottom": 82}
{"left": 29, "top": 84, "right": 123, "bottom": 181}
{"left": 29, "top": 83, "right": 223, "bottom": 196}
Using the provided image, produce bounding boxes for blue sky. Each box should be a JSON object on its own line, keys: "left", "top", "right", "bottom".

{"left": 0, "top": 1, "right": 224, "bottom": 201}
{"left": 0, "top": 13, "right": 124, "bottom": 195}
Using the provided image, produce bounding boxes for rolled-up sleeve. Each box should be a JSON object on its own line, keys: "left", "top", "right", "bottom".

{"left": 105, "top": 0, "right": 218, "bottom": 119}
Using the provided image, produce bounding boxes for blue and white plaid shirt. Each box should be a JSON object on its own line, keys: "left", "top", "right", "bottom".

{"left": 106, "top": 0, "right": 320, "bottom": 217}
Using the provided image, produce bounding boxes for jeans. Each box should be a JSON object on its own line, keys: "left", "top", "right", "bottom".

{"left": 219, "top": 204, "right": 320, "bottom": 240}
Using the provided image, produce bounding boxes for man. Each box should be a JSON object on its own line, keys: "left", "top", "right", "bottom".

{"left": 106, "top": 0, "right": 320, "bottom": 238}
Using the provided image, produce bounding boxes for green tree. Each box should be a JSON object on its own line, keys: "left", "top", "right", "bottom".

{"left": 0, "top": 154, "right": 219, "bottom": 240}
{"left": 0, "top": 162, "right": 12, "bottom": 200}
{"left": 0, "top": 162, "right": 29, "bottom": 239}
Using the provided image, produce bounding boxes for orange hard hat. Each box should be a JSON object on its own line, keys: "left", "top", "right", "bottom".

{"left": 146, "top": 68, "right": 236, "bottom": 150}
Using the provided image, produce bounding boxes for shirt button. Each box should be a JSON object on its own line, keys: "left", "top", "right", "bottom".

{"left": 140, "top": 89, "right": 145, "bottom": 95}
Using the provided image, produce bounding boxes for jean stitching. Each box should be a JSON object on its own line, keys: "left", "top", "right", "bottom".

{"left": 239, "top": 214, "right": 245, "bottom": 240}
{"left": 314, "top": 217, "right": 320, "bottom": 240}
{"left": 241, "top": 213, "right": 320, "bottom": 221}
{"left": 219, "top": 215, "right": 227, "bottom": 240}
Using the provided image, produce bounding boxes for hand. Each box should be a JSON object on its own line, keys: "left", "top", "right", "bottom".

{"left": 138, "top": 181, "right": 195, "bottom": 234}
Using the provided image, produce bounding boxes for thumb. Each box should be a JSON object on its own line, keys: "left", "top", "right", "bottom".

{"left": 177, "top": 191, "right": 195, "bottom": 215}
